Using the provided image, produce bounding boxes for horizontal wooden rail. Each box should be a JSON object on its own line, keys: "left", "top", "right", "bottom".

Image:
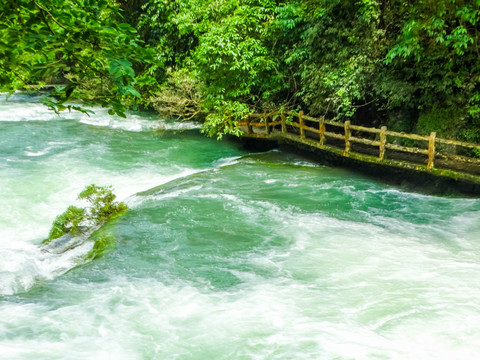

{"left": 350, "top": 136, "right": 380, "bottom": 147}
{"left": 303, "top": 124, "right": 319, "bottom": 133}
{"left": 349, "top": 124, "right": 382, "bottom": 134}
{"left": 249, "top": 111, "right": 280, "bottom": 119}
{"left": 237, "top": 109, "right": 480, "bottom": 175}
{"left": 385, "top": 131, "right": 429, "bottom": 142}
{"left": 293, "top": 112, "right": 343, "bottom": 127}
{"left": 237, "top": 122, "right": 266, "bottom": 127}
{"left": 324, "top": 131, "right": 345, "bottom": 141}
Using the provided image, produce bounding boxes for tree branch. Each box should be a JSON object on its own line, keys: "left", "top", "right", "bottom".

{"left": 37, "top": 6, "right": 55, "bottom": 35}
{"left": 34, "top": 1, "right": 67, "bottom": 31}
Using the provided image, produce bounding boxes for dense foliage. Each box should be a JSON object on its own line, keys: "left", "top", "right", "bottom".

{"left": 0, "top": 0, "right": 157, "bottom": 116}
{"left": 2, "top": 0, "right": 480, "bottom": 140}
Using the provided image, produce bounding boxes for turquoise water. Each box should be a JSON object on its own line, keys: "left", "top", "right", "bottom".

{"left": 1, "top": 94, "right": 480, "bottom": 359}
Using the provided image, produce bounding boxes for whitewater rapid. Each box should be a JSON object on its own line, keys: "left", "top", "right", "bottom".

{"left": 2, "top": 94, "right": 480, "bottom": 359}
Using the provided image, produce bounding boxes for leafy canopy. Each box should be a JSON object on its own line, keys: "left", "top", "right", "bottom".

{"left": 2, "top": 0, "right": 480, "bottom": 141}
{"left": 0, "top": 0, "right": 157, "bottom": 117}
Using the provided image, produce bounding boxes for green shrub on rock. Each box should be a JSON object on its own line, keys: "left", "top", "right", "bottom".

{"left": 43, "top": 185, "right": 127, "bottom": 244}
{"left": 78, "top": 184, "right": 128, "bottom": 224}
{"left": 47, "top": 206, "right": 86, "bottom": 242}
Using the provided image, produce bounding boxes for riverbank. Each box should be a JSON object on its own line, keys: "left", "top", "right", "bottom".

{"left": 238, "top": 135, "right": 480, "bottom": 197}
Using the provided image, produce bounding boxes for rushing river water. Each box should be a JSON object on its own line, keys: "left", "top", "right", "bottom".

{"left": 1, "top": 94, "right": 480, "bottom": 359}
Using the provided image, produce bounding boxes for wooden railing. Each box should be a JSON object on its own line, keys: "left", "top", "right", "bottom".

{"left": 237, "top": 110, "right": 480, "bottom": 175}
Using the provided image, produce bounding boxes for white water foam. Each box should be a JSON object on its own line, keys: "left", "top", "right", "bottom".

{"left": 0, "top": 97, "right": 209, "bottom": 295}
{"left": 79, "top": 112, "right": 159, "bottom": 132}
{"left": 1, "top": 94, "right": 201, "bottom": 131}
{"left": 0, "top": 241, "right": 94, "bottom": 295}
{"left": 0, "top": 163, "right": 204, "bottom": 295}
{"left": 3, "top": 95, "right": 480, "bottom": 359}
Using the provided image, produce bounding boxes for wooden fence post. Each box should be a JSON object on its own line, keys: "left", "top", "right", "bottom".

{"left": 264, "top": 113, "right": 270, "bottom": 135}
{"left": 319, "top": 118, "right": 326, "bottom": 146}
{"left": 246, "top": 117, "right": 252, "bottom": 135}
{"left": 281, "top": 111, "right": 287, "bottom": 134}
{"left": 427, "top": 131, "right": 436, "bottom": 170}
{"left": 379, "top": 126, "right": 387, "bottom": 160}
{"left": 344, "top": 120, "right": 351, "bottom": 156}
{"left": 299, "top": 110, "right": 305, "bottom": 139}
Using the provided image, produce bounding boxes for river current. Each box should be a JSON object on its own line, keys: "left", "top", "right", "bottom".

{"left": 1, "top": 94, "right": 480, "bottom": 359}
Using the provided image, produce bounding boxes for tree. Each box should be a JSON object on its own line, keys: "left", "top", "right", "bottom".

{"left": 0, "top": 0, "right": 157, "bottom": 117}
{"left": 3, "top": 0, "right": 480, "bottom": 141}
{"left": 140, "top": 0, "right": 295, "bottom": 137}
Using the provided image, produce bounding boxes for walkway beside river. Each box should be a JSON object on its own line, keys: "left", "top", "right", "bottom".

{"left": 238, "top": 111, "right": 480, "bottom": 192}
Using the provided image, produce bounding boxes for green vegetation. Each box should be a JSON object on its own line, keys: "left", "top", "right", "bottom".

{"left": 2, "top": 0, "right": 480, "bottom": 141}
{"left": 78, "top": 184, "right": 128, "bottom": 223}
{"left": 84, "top": 233, "right": 116, "bottom": 261}
{"left": 0, "top": 0, "right": 158, "bottom": 116}
{"left": 47, "top": 205, "right": 86, "bottom": 241}
{"left": 43, "top": 184, "right": 127, "bottom": 244}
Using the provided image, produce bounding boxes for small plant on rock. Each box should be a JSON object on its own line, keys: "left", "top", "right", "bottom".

{"left": 43, "top": 184, "right": 127, "bottom": 244}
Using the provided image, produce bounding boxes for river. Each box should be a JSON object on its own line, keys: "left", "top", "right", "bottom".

{"left": 1, "top": 94, "right": 480, "bottom": 359}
